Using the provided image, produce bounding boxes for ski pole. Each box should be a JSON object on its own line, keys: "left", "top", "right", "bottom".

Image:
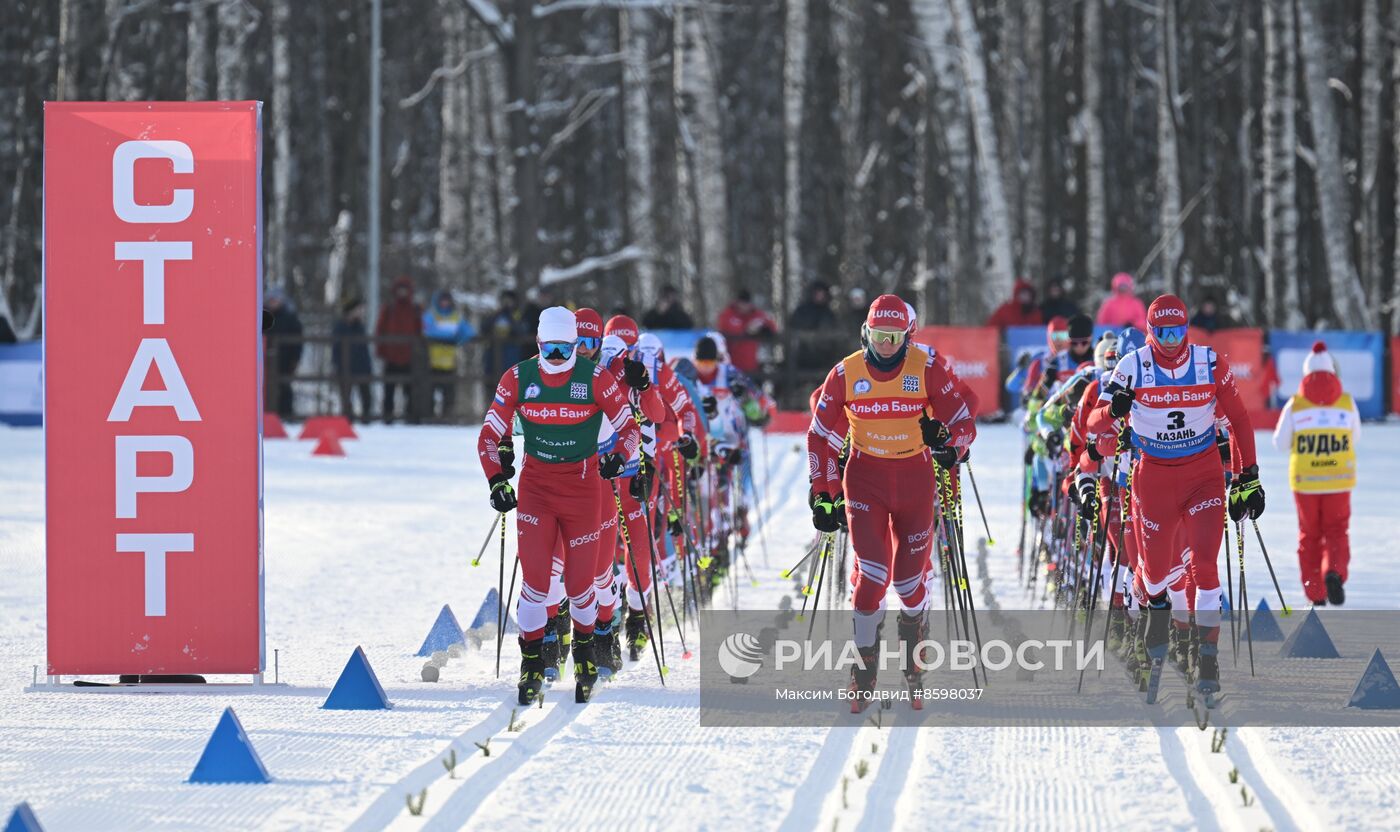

{"left": 613, "top": 481, "right": 667, "bottom": 684}
{"left": 496, "top": 526, "right": 518, "bottom": 679}
{"left": 641, "top": 491, "right": 690, "bottom": 660}
{"left": 1235, "top": 520, "right": 1255, "bottom": 676}
{"left": 806, "top": 536, "right": 832, "bottom": 639}
{"left": 494, "top": 512, "right": 507, "bottom": 678}
{"left": 963, "top": 461, "right": 996, "bottom": 546}
{"left": 781, "top": 535, "right": 825, "bottom": 580}
{"left": 1224, "top": 509, "right": 1237, "bottom": 661}
{"left": 1250, "top": 518, "right": 1291, "bottom": 616}
{"left": 472, "top": 512, "right": 503, "bottom": 567}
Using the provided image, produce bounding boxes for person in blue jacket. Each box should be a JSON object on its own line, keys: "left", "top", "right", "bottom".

{"left": 423, "top": 289, "right": 476, "bottom": 418}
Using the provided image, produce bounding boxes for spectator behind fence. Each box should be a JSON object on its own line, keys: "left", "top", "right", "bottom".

{"left": 423, "top": 289, "right": 476, "bottom": 419}
{"left": 789, "top": 281, "right": 840, "bottom": 370}
{"left": 1039, "top": 276, "right": 1081, "bottom": 321}
{"left": 481, "top": 289, "right": 533, "bottom": 384}
{"left": 376, "top": 274, "right": 423, "bottom": 424}
{"left": 263, "top": 287, "right": 303, "bottom": 419}
{"left": 1095, "top": 272, "right": 1148, "bottom": 330}
{"left": 0, "top": 312, "right": 15, "bottom": 344}
{"left": 332, "top": 297, "right": 374, "bottom": 422}
{"left": 716, "top": 288, "right": 778, "bottom": 374}
{"left": 1191, "top": 295, "right": 1233, "bottom": 333}
{"left": 642, "top": 284, "right": 696, "bottom": 330}
{"left": 986, "top": 278, "right": 1043, "bottom": 329}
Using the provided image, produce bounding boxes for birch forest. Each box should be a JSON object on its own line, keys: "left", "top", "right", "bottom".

{"left": 2, "top": 0, "right": 1397, "bottom": 334}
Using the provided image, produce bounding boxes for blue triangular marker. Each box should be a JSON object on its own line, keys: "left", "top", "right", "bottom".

{"left": 323, "top": 646, "right": 391, "bottom": 710}
{"left": 469, "top": 588, "right": 516, "bottom": 632}
{"left": 1348, "top": 650, "right": 1400, "bottom": 709}
{"left": 1221, "top": 593, "right": 1231, "bottom": 612}
{"left": 1248, "top": 599, "right": 1285, "bottom": 642}
{"left": 188, "top": 708, "right": 271, "bottom": 784}
{"left": 416, "top": 604, "right": 465, "bottom": 656}
{"left": 1279, "top": 608, "right": 1340, "bottom": 658}
{"left": 4, "top": 802, "right": 43, "bottom": 832}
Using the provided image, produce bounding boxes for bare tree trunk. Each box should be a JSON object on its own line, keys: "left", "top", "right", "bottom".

{"left": 998, "top": 0, "right": 1024, "bottom": 271}
{"left": 269, "top": 0, "right": 292, "bottom": 290}
{"left": 504, "top": 0, "right": 541, "bottom": 289}
{"left": 676, "top": 8, "right": 731, "bottom": 317}
{"left": 947, "top": 0, "right": 1015, "bottom": 310}
{"left": 622, "top": 9, "right": 659, "bottom": 308}
{"left": 1022, "top": 2, "right": 1045, "bottom": 281}
{"left": 833, "top": 1, "right": 866, "bottom": 290}
{"left": 1391, "top": 0, "right": 1400, "bottom": 334}
{"left": 1263, "top": 0, "right": 1302, "bottom": 327}
{"left": 782, "top": 0, "right": 808, "bottom": 301}
{"left": 216, "top": 0, "right": 251, "bottom": 99}
{"left": 1082, "top": 0, "right": 1107, "bottom": 286}
{"left": 186, "top": 0, "right": 211, "bottom": 99}
{"left": 435, "top": 0, "right": 470, "bottom": 289}
{"left": 1360, "top": 0, "right": 1384, "bottom": 318}
{"left": 57, "top": 0, "right": 83, "bottom": 101}
{"left": 1296, "top": 0, "right": 1371, "bottom": 327}
{"left": 913, "top": 0, "right": 976, "bottom": 320}
{"left": 1155, "top": 0, "right": 1183, "bottom": 295}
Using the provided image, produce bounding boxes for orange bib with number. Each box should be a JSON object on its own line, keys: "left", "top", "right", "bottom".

{"left": 842, "top": 349, "right": 929, "bottom": 459}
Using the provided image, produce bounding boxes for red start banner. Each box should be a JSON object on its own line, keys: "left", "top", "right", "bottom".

{"left": 1187, "top": 327, "right": 1270, "bottom": 416}
{"left": 911, "top": 326, "right": 1000, "bottom": 417}
{"left": 44, "top": 102, "right": 264, "bottom": 676}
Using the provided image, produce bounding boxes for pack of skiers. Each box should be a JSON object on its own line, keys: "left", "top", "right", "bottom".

{"left": 476, "top": 288, "right": 1358, "bottom": 715}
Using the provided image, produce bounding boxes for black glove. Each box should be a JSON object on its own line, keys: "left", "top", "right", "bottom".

{"left": 833, "top": 494, "right": 848, "bottom": 529}
{"left": 1042, "top": 365, "right": 1058, "bottom": 387}
{"left": 498, "top": 442, "right": 516, "bottom": 480}
{"left": 677, "top": 433, "right": 700, "bottom": 461}
{"left": 920, "top": 415, "right": 951, "bottom": 449}
{"left": 667, "top": 508, "right": 684, "bottom": 537}
{"left": 1216, "top": 431, "right": 1232, "bottom": 465}
{"left": 629, "top": 459, "right": 652, "bottom": 501}
{"left": 622, "top": 357, "right": 650, "bottom": 391}
{"left": 1045, "top": 429, "right": 1063, "bottom": 457}
{"left": 598, "top": 452, "right": 626, "bottom": 480}
{"left": 1016, "top": 351, "right": 1032, "bottom": 370}
{"left": 1229, "top": 464, "right": 1266, "bottom": 521}
{"left": 489, "top": 474, "right": 517, "bottom": 513}
{"left": 1023, "top": 445, "right": 1036, "bottom": 467}
{"left": 729, "top": 377, "right": 747, "bottom": 397}
{"left": 1109, "top": 386, "right": 1135, "bottom": 419}
{"left": 1029, "top": 488, "right": 1050, "bottom": 519}
{"left": 702, "top": 395, "right": 718, "bottom": 419}
{"left": 931, "top": 445, "right": 959, "bottom": 469}
{"left": 687, "top": 461, "right": 703, "bottom": 483}
{"left": 1086, "top": 441, "right": 1103, "bottom": 463}
{"left": 1117, "top": 423, "right": 1133, "bottom": 453}
{"left": 810, "top": 492, "right": 841, "bottom": 533}
{"left": 1075, "top": 476, "right": 1099, "bottom": 519}
{"left": 725, "top": 447, "right": 743, "bottom": 467}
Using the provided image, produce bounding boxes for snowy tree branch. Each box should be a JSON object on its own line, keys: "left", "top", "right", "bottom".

{"left": 463, "top": 0, "right": 514, "bottom": 44}
{"left": 399, "top": 44, "right": 498, "bottom": 108}
{"left": 540, "top": 246, "right": 647, "bottom": 286}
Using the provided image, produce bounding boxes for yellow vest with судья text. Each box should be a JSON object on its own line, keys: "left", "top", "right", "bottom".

{"left": 841, "top": 348, "right": 930, "bottom": 460}
{"left": 1288, "top": 392, "right": 1357, "bottom": 493}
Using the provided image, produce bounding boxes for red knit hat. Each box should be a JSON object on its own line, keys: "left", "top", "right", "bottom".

{"left": 1146, "top": 294, "right": 1189, "bottom": 359}
{"left": 604, "top": 314, "right": 639, "bottom": 346}
{"left": 575, "top": 308, "right": 603, "bottom": 339}
{"left": 865, "top": 294, "right": 911, "bottom": 331}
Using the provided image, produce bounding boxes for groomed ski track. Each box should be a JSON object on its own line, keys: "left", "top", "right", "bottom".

{"left": 2, "top": 424, "right": 1399, "bottom": 830}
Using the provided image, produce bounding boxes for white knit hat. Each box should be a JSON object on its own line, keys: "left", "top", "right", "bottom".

{"left": 1303, "top": 340, "right": 1336, "bottom": 375}
{"left": 537, "top": 306, "right": 577, "bottom": 343}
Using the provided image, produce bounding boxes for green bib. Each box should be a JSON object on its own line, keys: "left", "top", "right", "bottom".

{"left": 515, "top": 358, "right": 605, "bottom": 464}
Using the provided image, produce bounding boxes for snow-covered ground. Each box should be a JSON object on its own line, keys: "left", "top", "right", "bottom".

{"left": 2, "top": 422, "right": 1398, "bottom": 830}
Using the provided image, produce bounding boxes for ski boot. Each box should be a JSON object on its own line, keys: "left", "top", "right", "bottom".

{"left": 1325, "top": 571, "right": 1346, "bottom": 606}
{"left": 518, "top": 636, "right": 547, "bottom": 706}
{"left": 1142, "top": 595, "right": 1171, "bottom": 705}
{"left": 898, "top": 613, "right": 928, "bottom": 710}
{"left": 1107, "top": 609, "right": 1128, "bottom": 654}
{"left": 1195, "top": 629, "right": 1222, "bottom": 709}
{"left": 1168, "top": 624, "right": 1192, "bottom": 675}
{"left": 541, "top": 630, "right": 561, "bottom": 682}
{"left": 625, "top": 608, "right": 649, "bottom": 662}
{"left": 847, "top": 645, "right": 879, "bottom": 714}
{"left": 594, "top": 612, "right": 621, "bottom": 679}
{"left": 667, "top": 508, "right": 684, "bottom": 538}
{"left": 573, "top": 632, "right": 599, "bottom": 703}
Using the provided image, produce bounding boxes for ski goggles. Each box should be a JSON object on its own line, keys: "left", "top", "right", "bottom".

{"left": 865, "top": 326, "right": 907, "bottom": 347}
{"left": 540, "top": 340, "right": 576, "bottom": 360}
{"left": 1049, "top": 331, "right": 1070, "bottom": 344}
{"left": 576, "top": 336, "right": 601, "bottom": 353}
{"left": 1152, "top": 325, "right": 1187, "bottom": 346}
